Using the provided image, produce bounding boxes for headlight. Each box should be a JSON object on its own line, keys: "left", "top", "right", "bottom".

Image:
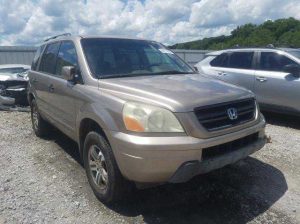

{"left": 123, "top": 102, "right": 184, "bottom": 133}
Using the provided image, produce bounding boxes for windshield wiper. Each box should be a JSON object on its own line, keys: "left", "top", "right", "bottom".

{"left": 98, "top": 73, "right": 153, "bottom": 79}
{"left": 97, "top": 71, "right": 195, "bottom": 79}
{"left": 153, "top": 70, "right": 195, "bottom": 75}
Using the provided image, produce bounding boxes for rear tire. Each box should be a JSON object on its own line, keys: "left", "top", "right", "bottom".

{"left": 83, "top": 131, "right": 131, "bottom": 204}
{"left": 30, "top": 99, "right": 50, "bottom": 137}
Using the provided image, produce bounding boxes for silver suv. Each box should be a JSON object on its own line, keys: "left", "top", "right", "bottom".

{"left": 28, "top": 34, "right": 266, "bottom": 203}
{"left": 196, "top": 48, "right": 300, "bottom": 115}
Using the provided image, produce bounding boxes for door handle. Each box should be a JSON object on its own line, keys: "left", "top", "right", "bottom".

{"left": 218, "top": 72, "right": 227, "bottom": 76}
{"left": 48, "top": 84, "right": 54, "bottom": 93}
{"left": 256, "top": 76, "right": 267, "bottom": 82}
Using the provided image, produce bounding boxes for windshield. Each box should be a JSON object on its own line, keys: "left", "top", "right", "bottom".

{"left": 287, "top": 50, "right": 300, "bottom": 60}
{"left": 0, "top": 67, "right": 28, "bottom": 76}
{"left": 81, "top": 38, "right": 194, "bottom": 78}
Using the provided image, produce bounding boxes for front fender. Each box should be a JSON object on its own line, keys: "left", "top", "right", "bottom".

{"left": 75, "top": 101, "right": 125, "bottom": 142}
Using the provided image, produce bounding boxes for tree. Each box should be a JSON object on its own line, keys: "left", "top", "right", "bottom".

{"left": 170, "top": 18, "right": 300, "bottom": 50}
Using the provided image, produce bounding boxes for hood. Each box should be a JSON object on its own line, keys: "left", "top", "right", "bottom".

{"left": 99, "top": 74, "right": 254, "bottom": 112}
{"left": 0, "top": 73, "right": 28, "bottom": 82}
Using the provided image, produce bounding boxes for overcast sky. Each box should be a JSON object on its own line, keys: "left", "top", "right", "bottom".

{"left": 1, "top": 0, "right": 300, "bottom": 46}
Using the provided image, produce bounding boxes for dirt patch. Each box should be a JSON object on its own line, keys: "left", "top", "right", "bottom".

{"left": 0, "top": 111, "right": 299, "bottom": 223}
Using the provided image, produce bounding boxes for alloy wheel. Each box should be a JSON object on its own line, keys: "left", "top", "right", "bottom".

{"left": 88, "top": 145, "right": 109, "bottom": 190}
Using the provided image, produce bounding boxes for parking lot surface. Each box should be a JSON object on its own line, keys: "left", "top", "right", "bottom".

{"left": 0, "top": 111, "right": 299, "bottom": 224}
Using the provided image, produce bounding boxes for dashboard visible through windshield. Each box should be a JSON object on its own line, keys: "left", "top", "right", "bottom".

{"left": 81, "top": 38, "right": 195, "bottom": 79}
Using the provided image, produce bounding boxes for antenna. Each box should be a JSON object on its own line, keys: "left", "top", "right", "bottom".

{"left": 44, "top": 33, "right": 71, "bottom": 42}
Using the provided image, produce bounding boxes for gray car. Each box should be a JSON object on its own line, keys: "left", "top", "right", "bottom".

{"left": 0, "top": 64, "right": 30, "bottom": 106}
{"left": 196, "top": 48, "right": 300, "bottom": 115}
{"left": 28, "top": 34, "right": 266, "bottom": 203}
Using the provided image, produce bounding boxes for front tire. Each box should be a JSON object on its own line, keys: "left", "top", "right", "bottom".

{"left": 30, "top": 99, "right": 50, "bottom": 137}
{"left": 83, "top": 131, "right": 130, "bottom": 204}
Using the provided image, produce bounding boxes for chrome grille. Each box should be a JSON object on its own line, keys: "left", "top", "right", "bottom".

{"left": 195, "top": 98, "right": 256, "bottom": 131}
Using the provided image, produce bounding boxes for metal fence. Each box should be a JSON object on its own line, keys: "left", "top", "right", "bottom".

{"left": 0, "top": 46, "right": 209, "bottom": 66}
{"left": 0, "top": 46, "right": 37, "bottom": 65}
{"left": 172, "top": 49, "right": 209, "bottom": 66}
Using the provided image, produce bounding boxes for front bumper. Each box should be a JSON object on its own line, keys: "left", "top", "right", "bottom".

{"left": 108, "top": 117, "right": 266, "bottom": 183}
{"left": 0, "top": 80, "right": 28, "bottom": 106}
{"left": 169, "top": 136, "right": 265, "bottom": 183}
{"left": 0, "top": 95, "right": 15, "bottom": 105}
{"left": 0, "top": 88, "right": 27, "bottom": 105}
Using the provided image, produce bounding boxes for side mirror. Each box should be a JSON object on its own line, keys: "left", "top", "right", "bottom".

{"left": 62, "top": 66, "right": 76, "bottom": 82}
{"left": 283, "top": 64, "right": 300, "bottom": 78}
{"left": 194, "top": 66, "right": 199, "bottom": 73}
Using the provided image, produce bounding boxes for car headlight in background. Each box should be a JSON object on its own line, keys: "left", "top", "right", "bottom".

{"left": 123, "top": 102, "right": 184, "bottom": 133}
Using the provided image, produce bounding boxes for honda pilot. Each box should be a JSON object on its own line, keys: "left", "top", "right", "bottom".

{"left": 28, "top": 34, "right": 266, "bottom": 203}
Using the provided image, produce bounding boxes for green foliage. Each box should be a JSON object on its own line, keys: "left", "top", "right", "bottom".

{"left": 170, "top": 18, "right": 300, "bottom": 50}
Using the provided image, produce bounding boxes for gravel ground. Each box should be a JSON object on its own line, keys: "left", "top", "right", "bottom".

{"left": 0, "top": 110, "right": 299, "bottom": 224}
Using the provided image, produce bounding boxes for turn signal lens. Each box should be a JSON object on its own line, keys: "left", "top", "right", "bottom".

{"left": 123, "top": 116, "right": 145, "bottom": 132}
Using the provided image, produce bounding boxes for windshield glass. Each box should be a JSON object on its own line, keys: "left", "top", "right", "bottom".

{"left": 287, "top": 50, "right": 300, "bottom": 59}
{"left": 0, "top": 67, "right": 28, "bottom": 75}
{"left": 81, "top": 38, "right": 194, "bottom": 78}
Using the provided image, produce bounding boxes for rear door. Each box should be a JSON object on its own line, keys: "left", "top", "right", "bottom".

{"left": 35, "top": 42, "right": 60, "bottom": 117}
{"left": 254, "top": 51, "right": 300, "bottom": 112}
{"left": 29, "top": 44, "right": 45, "bottom": 108}
{"left": 208, "top": 51, "right": 256, "bottom": 91}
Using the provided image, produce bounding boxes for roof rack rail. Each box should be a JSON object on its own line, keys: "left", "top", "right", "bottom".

{"left": 44, "top": 33, "right": 71, "bottom": 42}
{"left": 230, "top": 44, "right": 276, "bottom": 49}
{"left": 232, "top": 44, "right": 240, "bottom": 48}
{"left": 266, "top": 44, "right": 275, "bottom": 48}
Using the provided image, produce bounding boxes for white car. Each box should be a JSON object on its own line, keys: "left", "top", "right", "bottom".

{"left": 195, "top": 48, "right": 300, "bottom": 116}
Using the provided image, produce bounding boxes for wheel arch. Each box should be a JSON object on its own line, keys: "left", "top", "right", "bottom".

{"left": 78, "top": 118, "right": 109, "bottom": 158}
{"left": 28, "top": 92, "right": 35, "bottom": 105}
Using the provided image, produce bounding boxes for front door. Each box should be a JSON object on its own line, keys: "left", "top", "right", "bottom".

{"left": 254, "top": 51, "right": 300, "bottom": 113}
{"left": 46, "top": 41, "right": 80, "bottom": 138}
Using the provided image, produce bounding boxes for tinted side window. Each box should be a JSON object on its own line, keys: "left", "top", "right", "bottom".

{"left": 55, "top": 41, "right": 79, "bottom": 76}
{"left": 259, "top": 52, "right": 297, "bottom": 72}
{"left": 31, "top": 45, "right": 45, "bottom": 71}
{"left": 228, "top": 52, "right": 254, "bottom": 69}
{"left": 210, "top": 53, "right": 229, "bottom": 67}
{"left": 39, "top": 42, "right": 60, "bottom": 74}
